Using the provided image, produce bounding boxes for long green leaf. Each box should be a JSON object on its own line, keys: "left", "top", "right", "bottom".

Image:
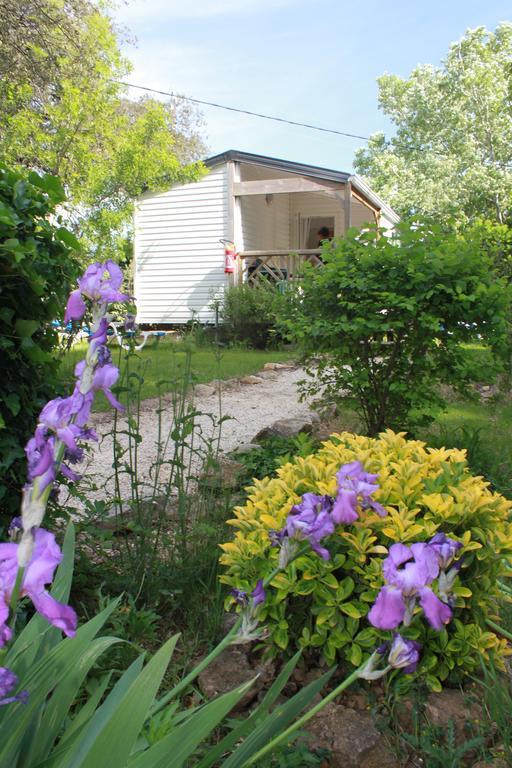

{"left": 24, "top": 637, "right": 120, "bottom": 766}
{"left": 58, "top": 673, "right": 113, "bottom": 747}
{"left": 220, "top": 668, "right": 335, "bottom": 768}
{"left": 52, "top": 655, "right": 146, "bottom": 768}
{"left": 63, "top": 634, "right": 179, "bottom": 768}
{"left": 128, "top": 680, "right": 256, "bottom": 768}
{"left": 0, "top": 600, "right": 119, "bottom": 767}
{"left": 195, "top": 651, "right": 302, "bottom": 768}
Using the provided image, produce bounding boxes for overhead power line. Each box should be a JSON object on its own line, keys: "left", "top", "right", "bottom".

{"left": 116, "top": 80, "right": 372, "bottom": 142}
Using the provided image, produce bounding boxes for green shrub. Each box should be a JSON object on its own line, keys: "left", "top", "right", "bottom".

{"left": 220, "top": 430, "right": 512, "bottom": 690}
{"left": 278, "top": 220, "right": 510, "bottom": 434}
{"left": 0, "top": 166, "right": 80, "bottom": 520}
{"left": 218, "top": 283, "right": 284, "bottom": 348}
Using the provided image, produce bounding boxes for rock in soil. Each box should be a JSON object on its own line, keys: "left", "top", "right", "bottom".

{"left": 230, "top": 442, "right": 262, "bottom": 455}
{"left": 198, "top": 647, "right": 274, "bottom": 711}
{"left": 307, "top": 703, "right": 396, "bottom": 768}
{"left": 239, "top": 375, "right": 264, "bottom": 385}
{"left": 263, "top": 362, "right": 296, "bottom": 370}
{"left": 253, "top": 417, "right": 313, "bottom": 442}
{"left": 424, "top": 688, "right": 483, "bottom": 744}
{"left": 199, "top": 457, "right": 246, "bottom": 490}
{"left": 193, "top": 383, "right": 216, "bottom": 398}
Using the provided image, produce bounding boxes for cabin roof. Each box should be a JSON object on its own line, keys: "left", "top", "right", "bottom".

{"left": 204, "top": 149, "right": 399, "bottom": 224}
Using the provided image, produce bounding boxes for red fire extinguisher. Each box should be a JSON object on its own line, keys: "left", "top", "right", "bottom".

{"left": 222, "top": 240, "right": 237, "bottom": 274}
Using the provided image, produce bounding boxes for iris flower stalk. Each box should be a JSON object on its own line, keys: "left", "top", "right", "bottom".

{"left": 8, "top": 261, "right": 130, "bottom": 633}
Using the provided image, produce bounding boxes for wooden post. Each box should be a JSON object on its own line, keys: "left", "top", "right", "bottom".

{"left": 344, "top": 179, "right": 352, "bottom": 233}
{"left": 233, "top": 162, "right": 242, "bottom": 286}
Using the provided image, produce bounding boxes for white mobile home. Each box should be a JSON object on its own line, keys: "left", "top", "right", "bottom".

{"left": 134, "top": 150, "right": 399, "bottom": 325}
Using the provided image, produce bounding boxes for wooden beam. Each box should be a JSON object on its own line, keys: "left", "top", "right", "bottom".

{"left": 233, "top": 177, "right": 342, "bottom": 196}
{"left": 351, "top": 187, "right": 380, "bottom": 216}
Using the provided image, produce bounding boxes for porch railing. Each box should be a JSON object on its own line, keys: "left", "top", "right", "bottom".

{"left": 238, "top": 249, "right": 322, "bottom": 287}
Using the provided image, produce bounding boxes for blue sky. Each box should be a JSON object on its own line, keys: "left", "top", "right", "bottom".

{"left": 114, "top": 0, "right": 511, "bottom": 173}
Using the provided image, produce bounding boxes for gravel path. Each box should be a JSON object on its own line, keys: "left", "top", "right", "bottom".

{"left": 79, "top": 364, "right": 314, "bottom": 504}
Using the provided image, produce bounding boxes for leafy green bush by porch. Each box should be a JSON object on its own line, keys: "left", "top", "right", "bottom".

{"left": 0, "top": 166, "right": 80, "bottom": 519}
{"left": 218, "top": 283, "right": 284, "bottom": 348}
{"left": 279, "top": 220, "right": 510, "bottom": 435}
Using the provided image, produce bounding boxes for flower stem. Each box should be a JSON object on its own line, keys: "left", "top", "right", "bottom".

{"left": 151, "top": 548, "right": 309, "bottom": 716}
{"left": 486, "top": 618, "right": 512, "bottom": 643}
{"left": 244, "top": 662, "right": 367, "bottom": 766}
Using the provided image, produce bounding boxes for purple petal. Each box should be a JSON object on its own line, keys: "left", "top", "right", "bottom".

{"left": 64, "top": 290, "right": 87, "bottom": 323}
{"left": 0, "top": 599, "right": 12, "bottom": 647}
{"left": 419, "top": 587, "right": 452, "bottom": 630}
{"left": 388, "top": 634, "right": 421, "bottom": 673}
{"left": 104, "top": 389, "right": 125, "bottom": 412}
{"left": 30, "top": 591, "right": 77, "bottom": 637}
{"left": 331, "top": 490, "right": 358, "bottom": 524}
{"left": 310, "top": 541, "right": 331, "bottom": 560}
{"left": 367, "top": 499, "right": 387, "bottom": 517}
{"left": 251, "top": 580, "right": 266, "bottom": 606}
{"left": 368, "top": 586, "right": 406, "bottom": 630}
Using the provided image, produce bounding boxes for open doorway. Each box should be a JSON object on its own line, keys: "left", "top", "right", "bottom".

{"left": 306, "top": 216, "right": 335, "bottom": 248}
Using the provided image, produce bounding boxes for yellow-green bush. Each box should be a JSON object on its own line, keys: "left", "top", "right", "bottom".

{"left": 220, "top": 430, "right": 512, "bottom": 690}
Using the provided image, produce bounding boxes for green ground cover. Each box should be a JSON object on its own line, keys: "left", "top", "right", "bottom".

{"left": 58, "top": 336, "right": 296, "bottom": 410}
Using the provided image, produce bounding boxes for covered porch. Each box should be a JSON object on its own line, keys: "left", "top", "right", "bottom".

{"left": 224, "top": 155, "right": 387, "bottom": 287}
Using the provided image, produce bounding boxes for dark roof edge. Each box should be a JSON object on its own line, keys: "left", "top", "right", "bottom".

{"left": 204, "top": 149, "right": 351, "bottom": 184}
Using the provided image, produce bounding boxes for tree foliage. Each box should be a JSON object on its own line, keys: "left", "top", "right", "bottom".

{"left": 0, "top": 165, "right": 81, "bottom": 520}
{"left": 354, "top": 24, "right": 512, "bottom": 225}
{"left": 280, "top": 222, "right": 510, "bottom": 435}
{"left": 0, "top": 0, "right": 206, "bottom": 261}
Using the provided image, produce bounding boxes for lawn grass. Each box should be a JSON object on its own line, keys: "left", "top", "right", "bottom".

{"left": 58, "top": 336, "right": 297, "bottom": 411}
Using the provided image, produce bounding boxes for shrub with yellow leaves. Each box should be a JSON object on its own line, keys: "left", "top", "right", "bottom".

{"left": 220, "top": 430, "right": 512, "bottom": 690}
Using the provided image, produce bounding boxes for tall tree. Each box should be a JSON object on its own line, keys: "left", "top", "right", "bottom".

{"left": 0, "top": 0, "right": 206, "bottom": 261}
{"left": 354, "top": 24, "right": 512, "bottom": 225}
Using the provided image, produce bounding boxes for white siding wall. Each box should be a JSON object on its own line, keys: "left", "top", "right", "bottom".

{"left": 240, "top": 193, "right": 290, "bottom": 250}
{"left": 134, "top": 164, "right": 228, "bottom": 324}
{"left": 351, "top": 199, "right": 377, "bottom": 229}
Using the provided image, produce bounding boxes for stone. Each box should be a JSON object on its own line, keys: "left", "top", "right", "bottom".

{"left": 193, "top": 383, "right": 215, "bottom": 398}
{"left": 199, "top": 457, "right": 246, "bottom": 490}
{"left": 256, "top": 370, "right": 278, "bottom": 380}
{"left": 239, "top": 375, "right": 264, "bottom": 385}
{"left": 198, "top": 647, "right": 274, "bottom": 711}
{"left": 253, "top": 417, "right": 313, "bottom": 442}
{"left": 307, "top": 703, "right": 396, "bottom": 768}
{"left": 263, "top": 362, "right": 294, "bottom": 371}
{"left": 231, "top": 443, "right": 262, "bottom": 455}
{"left": 424, "top": 688, "right": 483, "bottom": 745}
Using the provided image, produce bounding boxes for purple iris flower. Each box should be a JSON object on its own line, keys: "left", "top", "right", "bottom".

{"left": 387, "top": 634, "right": 421, "bottom": 673}
{"left": 38, "top": 397, "right": 82, "bottom": 454}
{"left": 331, "top": 461, "right": 387, "bottom": 524}
{"left": 74, "top": 360, "right": 124, "bottom": 411}
{"left": 64, "top": 290, "right": 87, "bottom": 324}
{"left": 230, "top": 588, "right": 248, "bottom": 608}
{"left": 429, "top": 533, "right": 462, "bottom": 570}
{"left": 0, "top": 668, "right": 28, "bottom": 707}
{"left": 284, "top": 493, "right": 335, "bottom": 561}
{"left": 0, "top": 529, "right": 77, "bottom": 644}
{"left": 25, "top": 429, "right": 56, "bottom": 491}
{"left": 124, "top": 314, "right": 137, "bottom": 332}
{"left": 251, "top": 579, "right": 266, "bottom": 606}
{"left": 78, "top": 261, "right": 130, "bottom": 306}
{"left": 368, "top": 542, "right": 452, "bottom": 631}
